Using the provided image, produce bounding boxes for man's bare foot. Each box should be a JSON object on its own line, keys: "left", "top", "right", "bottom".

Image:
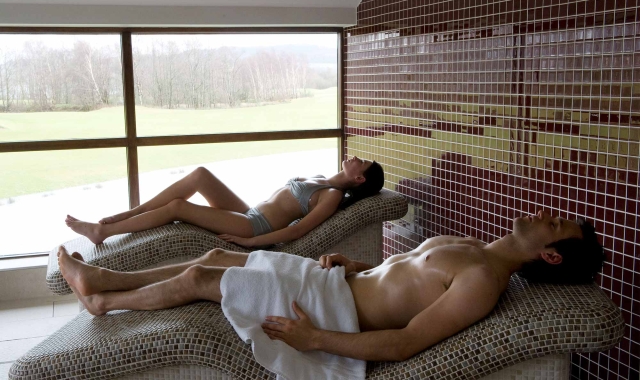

{"left": 65, "top": 215, "right": 107, "bottom": 244}
{"left": 57, "top": 247, "right": 106, "bottom": 316}
{"left": 99, "top": 211, "right": 135, "bottom": 225}
{"left": 57, "top": 246, "right": 104, "bottom": 296}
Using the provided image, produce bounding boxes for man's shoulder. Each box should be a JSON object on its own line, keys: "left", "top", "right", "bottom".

{"left": 453, "top": 262, "right": 505, "bottom": 297}
{"left": 458, "top": 263, "right": 497, "bottom": 281}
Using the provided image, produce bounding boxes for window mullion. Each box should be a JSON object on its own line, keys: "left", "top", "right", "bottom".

{"left": 121, "top": 31, "right": 140, "bottom": 209}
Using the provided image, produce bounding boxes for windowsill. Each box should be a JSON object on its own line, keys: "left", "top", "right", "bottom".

{"left": 0, "top": 255, "right": 49, "bottom": 272}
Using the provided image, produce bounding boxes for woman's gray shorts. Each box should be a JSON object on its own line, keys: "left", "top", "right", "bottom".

{"left": 244, "top": 207, "right": 273, "bottom": 237}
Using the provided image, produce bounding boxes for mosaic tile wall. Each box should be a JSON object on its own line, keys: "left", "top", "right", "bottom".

{"left": 343, "top": 1, "right": 639, "bottom": 379}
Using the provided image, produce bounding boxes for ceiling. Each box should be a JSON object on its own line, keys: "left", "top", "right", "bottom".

{"left": 0, "top": 0, "right": 361, "bottom": 7}
{"left": 0, "top": 0, "right": 361, "bottom": 27}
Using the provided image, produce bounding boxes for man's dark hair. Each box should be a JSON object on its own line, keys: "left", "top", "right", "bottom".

{"left": 518, "top": 219, "right": 605, "bottom": 284}
{"left": 340, "top": 161, "right": 385, "bottom": 209}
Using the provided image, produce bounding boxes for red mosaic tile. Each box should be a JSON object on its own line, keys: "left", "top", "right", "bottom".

{"left": 345, "top": 1, "right": 640, "bottom": 379}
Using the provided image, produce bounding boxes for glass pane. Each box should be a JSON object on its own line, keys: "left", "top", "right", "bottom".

{"left": 132, "top": 34, "right": 338, "bottom": 136}
{"left": 139, "top": 139, "right": 338, "bottom": 206}
{"left": 0, "top": 149, "right": 128, "bottom": 256}
{"left": 0, "top": 34, "right": 125, "bottom": 142}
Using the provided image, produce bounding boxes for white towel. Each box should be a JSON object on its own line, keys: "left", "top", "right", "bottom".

{"left": 220, "top": 250, "right": 366, "bottom": 380}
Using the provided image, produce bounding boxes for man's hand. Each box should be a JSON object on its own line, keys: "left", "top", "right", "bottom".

{"left": 218, "top": 234, "right": 254, "bottom": 248}
{"left": 262, "top": 302, "right": 319, "bottom": 351}
{"left": 319, "top": 253, "right": 356, "bottom": 276}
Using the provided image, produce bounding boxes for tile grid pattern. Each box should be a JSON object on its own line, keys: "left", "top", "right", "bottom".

{"left": 46, "top": 189, "right": 407, "bottom": 296}
{"left": 343, "top": 1, "right": 639, "bottom": 379}
{"left": 109, "top": 354, "right": 572, "bottom": 380}
{"left": 8, "top": 274, "right": 625, "bottom": 380}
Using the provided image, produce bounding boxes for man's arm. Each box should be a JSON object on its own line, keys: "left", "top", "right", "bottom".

{"left": 351, "top": 260, "right": 374, "bottom": 272}
{"left": 318, "top": 253, "right": 375, "bottom": 276}
{"left": 262, "top": 267, "right": 500, "bottom": 361}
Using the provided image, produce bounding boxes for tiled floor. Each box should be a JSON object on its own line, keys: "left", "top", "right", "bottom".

{"left": 0, "top": 295, "right": 78, "bottom": 380}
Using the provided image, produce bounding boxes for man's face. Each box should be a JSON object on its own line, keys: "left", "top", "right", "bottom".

{"left": 513, "top": 210, "right": 583, "bottom": 252}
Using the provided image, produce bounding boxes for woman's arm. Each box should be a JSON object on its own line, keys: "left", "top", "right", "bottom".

{"left": 220, "top": 189, "right": 343, "bottom": 247}
{"left": 249, "top": 189, "right": 343, "bottom": 246}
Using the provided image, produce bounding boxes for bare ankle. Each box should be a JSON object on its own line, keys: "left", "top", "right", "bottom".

{"left": 96, "top": 224, "right": 112, "bottom": 239}
{"left": 93, "top": 268, "right": 106, "bottom": 293}
{"left": 86, "top": 294, "right": 107, "bottom": 315}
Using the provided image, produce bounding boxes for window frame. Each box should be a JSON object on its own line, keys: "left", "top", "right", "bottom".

{"left": 0, "top": 27, "right": 345, "bottom": 258}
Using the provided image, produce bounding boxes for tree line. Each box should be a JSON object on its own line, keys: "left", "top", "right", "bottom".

{"left": 0, "top": 40, "right": 336, "bottom": 112}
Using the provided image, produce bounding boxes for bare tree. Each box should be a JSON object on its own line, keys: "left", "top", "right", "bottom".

{"left": 217, "top": 47, "right": 245, "bottom": 107}
{"left": 149, "top": 40, "right": 182, "bottom": 108}
{"left": 0, "top": 48, "right": 15, "bottom": 112}
{"left": 183, "top": 39, "right": 205, "bottom": 109}
{"left": 1, "top": 37, "right": 321, "bottom": 112}
{"left": 132, "top": 45, "right": 146, "bottom": 105}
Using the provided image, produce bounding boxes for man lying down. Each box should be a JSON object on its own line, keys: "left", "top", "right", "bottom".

{"left": 57, "top": 210, "right": 605, "bottom": 380}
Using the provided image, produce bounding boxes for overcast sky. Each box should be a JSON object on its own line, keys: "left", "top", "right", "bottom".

{"left": 0, "top": 33, "right": 338, "bottom": 52}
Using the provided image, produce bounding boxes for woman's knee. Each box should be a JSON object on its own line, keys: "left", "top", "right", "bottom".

{"left": 166, "top": 199, "right": 188, "bottom": 216}
{"left": 190, "top": 167, "right": 215, "bottom": 183}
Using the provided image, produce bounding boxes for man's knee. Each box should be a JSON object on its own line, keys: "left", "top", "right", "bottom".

{"left": 201, "top": 248, "right": 225, "bottom": 264}
{"left": 182, "top": 264, "right": 212, "bottom": 288}
{"left": 181, "top": 265, "right": 222, "bottom": 300}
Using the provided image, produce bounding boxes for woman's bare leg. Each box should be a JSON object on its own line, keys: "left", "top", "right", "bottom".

{"left": 57, "top": 246, "right": 248, "bottom": 296}
{"left": 100, "top": 167, "right": 250, "bottom": 224}
{"left": 67, "top": 198, "right": 254, "bottom": 244}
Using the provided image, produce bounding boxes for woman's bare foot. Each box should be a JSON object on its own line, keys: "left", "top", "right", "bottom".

{"left": 57, "top": 247, "right": 107, "bottom": 315}
{"left": 65, "top": 215, "right": 107, "bottom": 244}
{"left": 99, "top": 210, "right": 135, "bottom": 225}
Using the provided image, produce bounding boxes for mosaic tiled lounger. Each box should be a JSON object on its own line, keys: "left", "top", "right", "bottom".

{"left": 44, "top": 188, "right": 407, "bottom": 296}
{"left": 11, "top": 188, "right": 624, "bottom": 380}
{"left": 10, "top": 275, "right": 623, "bottom": 380}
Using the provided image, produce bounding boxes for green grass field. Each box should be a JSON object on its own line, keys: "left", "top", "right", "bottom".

{"left": 0, "top": 88, "right": 338, "bottom": 199}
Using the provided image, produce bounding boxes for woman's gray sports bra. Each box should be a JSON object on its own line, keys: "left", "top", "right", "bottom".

{"left": 286, "top": 176, "right": 335, "bottom": 216}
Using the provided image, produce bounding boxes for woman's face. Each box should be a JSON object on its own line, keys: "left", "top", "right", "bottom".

{"left": 342, "top": 156, "right": 373, "bottom": 180}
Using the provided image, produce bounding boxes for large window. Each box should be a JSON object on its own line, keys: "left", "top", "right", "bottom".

{"left": 0, "top": 149, "right": 128, "bottom": 256}
{"left": 132, "top": 34, "right": 338, "bottom": 135}
{"left": 0, "top": 34, "right": 125, "bottom": 141}
{"left": 139, "top": 140, "right": 338, "bottom": 207}
{"left": 0, "top": 30, "right": 341, "bottom": 257}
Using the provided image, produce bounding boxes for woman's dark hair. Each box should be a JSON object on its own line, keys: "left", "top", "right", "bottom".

{"left": 339, "top": 161, "right": 385, "bottom": 209}
{"left": 518, "top": 219, "right": 606, "bottom": 284}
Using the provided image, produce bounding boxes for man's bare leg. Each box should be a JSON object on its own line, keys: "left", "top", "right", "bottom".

{"left": 57, "top": 246, "right": 248, "bottom": 296}
{"left": 67, "top": 263, "right": 226, "bottom": 316}
{"left": 99, "top": 167, "right": 250, "bottom": 224}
